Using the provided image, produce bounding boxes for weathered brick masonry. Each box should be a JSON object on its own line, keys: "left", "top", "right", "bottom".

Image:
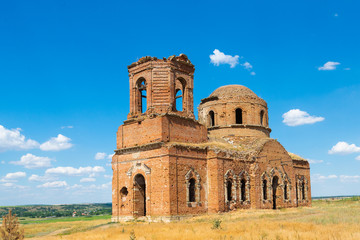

{"left": 111, "top": 54, "right": 311, "bottom": 222}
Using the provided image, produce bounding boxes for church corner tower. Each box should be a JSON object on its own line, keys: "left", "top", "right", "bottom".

{"left": 112, "top": 54, "right": 208, "bottom": 223}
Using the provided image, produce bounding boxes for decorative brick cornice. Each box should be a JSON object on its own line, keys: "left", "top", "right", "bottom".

{"left": 115, "top": 142, "right": 164, "bottom": 155}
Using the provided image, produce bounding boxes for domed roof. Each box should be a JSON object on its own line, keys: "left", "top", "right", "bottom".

{"left": 209, "top": 85, "right": 259, "bottom": 99}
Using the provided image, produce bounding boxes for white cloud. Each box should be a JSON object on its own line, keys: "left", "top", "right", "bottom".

{"left": 242, "top": 62, "right": 253, "bottom": 70}
{"left": 104, "top": 174, "right": 112, "bottom": 179}
{"left": 95, "top": 152, "right": 113, "bottom": 160}
{"left": 1, "top": 161, "right": 4, "bottom": 164}
{"left": 80, "top": 177, "right": 96, "bottom": 183}
{"left": 66, "top": 184, "right": 83, "bottom": 190}
{"left": 250, "top": 72, "right": 256, "bottom": 76}
{"left": 318, "top": 61, "right": 340, "bottom": 70}
{"left": 308, "top": 159, "right": 324, "bottom": 164}
{"left": 61, "top": 126, "right": 73, "bottom": 129}
{"left": 0, "top": 125, "right": 39, "bottom": 151}
{"left": 339, "top": 175, "right": 360, "bottom": 183}
{"left": 328, "top": 141, "right": 360, "bottom": 155}
{"left": 282, "top": 109, "right": 325, "bottom": 126}
{"left": 28, "top": 174, "right": 57, "bottom": 182}
{"left": 95, "top": 152, "right": 107, "bottom": 160}
{"left": 10, "top": 153, "right": 52, "bottom": 169}
{"left": 312, "top": 174, "right": 337, "bottom": 182}
{"left": 45, "top": 166, "right": 105, "bottom": 176}
{"left": 1, "top": 182, "right": 25, "bottom": 189}
{"left": 3, "top": 172, "right": 26, "bottom": 180}
{"left": 37, "top": 181, "right": 68, "bottom": 188}
{"left": 356, "top": 156, "right": 360, "bottom": 161}
{"left": 210, "top": 49, "right": 239, "bottom": 68}
{"left": 40, "top": 134, "right": 73, "bottom": 151}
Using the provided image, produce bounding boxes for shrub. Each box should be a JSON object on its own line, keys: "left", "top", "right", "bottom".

{"left": 129, "top": 229, "right": 136, "bottom": 240}
{"left": 212, "top": 219, "right": 222, "bottom": 229}
{"left": 0, "top": 210, "right": 24, "bottom": 240}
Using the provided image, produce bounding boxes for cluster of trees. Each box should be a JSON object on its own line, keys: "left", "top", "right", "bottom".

{"left": 0, "top": 203, "right": 112, "bottom": 218}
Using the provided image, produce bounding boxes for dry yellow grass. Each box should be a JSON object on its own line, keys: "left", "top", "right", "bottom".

{"left": 26, "top": 198, "right": 360, "bottom": 240}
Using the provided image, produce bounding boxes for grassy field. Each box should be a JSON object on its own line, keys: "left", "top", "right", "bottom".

{"left": 15, "top": 197, "right": 360, "bottom": 239}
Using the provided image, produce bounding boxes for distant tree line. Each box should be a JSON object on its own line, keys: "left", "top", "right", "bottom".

{"left": 0, "top": 203, "right": 112, "bottom": 218}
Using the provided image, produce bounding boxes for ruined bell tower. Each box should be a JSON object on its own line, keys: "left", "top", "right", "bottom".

{"left": 127, "top": 54, "right": 195, "bottom": 119}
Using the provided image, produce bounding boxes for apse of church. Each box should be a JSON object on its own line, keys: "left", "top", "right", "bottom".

{"left": 111, "top": 54, "right": 311, "bottom": 222}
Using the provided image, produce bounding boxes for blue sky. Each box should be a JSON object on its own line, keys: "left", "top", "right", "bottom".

{"left": 0, "top": 0, "right": 359, "bottom": 205}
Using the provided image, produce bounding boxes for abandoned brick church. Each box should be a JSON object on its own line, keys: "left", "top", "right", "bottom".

{"left": 111, "top": 54, "right": 311, "bottom": 222}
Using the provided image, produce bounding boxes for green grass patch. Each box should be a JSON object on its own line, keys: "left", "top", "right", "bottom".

{"left": 19, "top": 214, "right": 111, "bottom": 224}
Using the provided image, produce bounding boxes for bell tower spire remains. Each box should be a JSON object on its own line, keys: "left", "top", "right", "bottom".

{"left": 127, "top": 54, "right": 195, "bottom": 119}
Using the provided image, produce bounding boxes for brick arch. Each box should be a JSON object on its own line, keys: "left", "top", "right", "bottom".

{"left": 238, "top": 170, "right": 250, "bottom": 203}
{"left": 282, "top": 173, "right": 291, "bottom": 202}
{"left": 185, "top": 168, "right": 201, "bottom": 205}
{"left": 207, "top": 109, "right": 216, "bottom": 127}
{"left": 261, "top": 172, "right": 270, "bottom": 201}
{"left": 224, "top": 169, "right": 236, "bottom": 204}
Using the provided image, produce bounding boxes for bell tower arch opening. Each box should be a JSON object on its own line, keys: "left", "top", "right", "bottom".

{"left": 136, "top": 78, "right": 147, "bottom": 114}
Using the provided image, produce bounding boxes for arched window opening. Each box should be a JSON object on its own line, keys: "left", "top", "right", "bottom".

{"left": 226, "top": 180, "right": 232, "bottom": 201}
{"left": 263, "top": 179, "right": 267, "bottom": 200}
{"left": 241, "top": 179, "right": 246, "bottom": 201}
{"left": 209, "top": 111, "right": 215, "bottom": 127}
{"left": 175, "top": 89, "right": 183, "bottom": 111}
{"left": 301, "top": 182, "right": 305, "bottom": 200}
{"left": 296, "top": 182, "right": 299, "bottom": 204}
{"left": 284, "top": 182, "right": 288, "bottom": 200}
{"left": 260, "top": 110, "right": 264, "bottom": 126}
{"left": 236, "top": 108, "right": 243, "bottom": 124}
{"left": 137, "top": 79, "right": 147, "bottom": 113}
{"left": 189, "top": 178, "right": 196, "bottom": 202}
{"left": 272, "top": 176, "right": 279, "bottom": 209}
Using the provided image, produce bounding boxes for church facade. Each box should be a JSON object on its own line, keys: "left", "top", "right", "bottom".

{"left": 111, "top": 54, "right": 311, "bottom": 222}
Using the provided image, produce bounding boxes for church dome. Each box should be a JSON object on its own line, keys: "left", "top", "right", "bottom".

{"left": 198, "top": 84, "right": 271, "bottom": 139}
{"left": 209, "top": 85, "right": 259, "bottom": 100}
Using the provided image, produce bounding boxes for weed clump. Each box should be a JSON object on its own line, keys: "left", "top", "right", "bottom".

{"left": 212, "top": 219, "right": 222, "bottom": 229}
{"left": 129, "top": 229, "right": 136, "bottom": 240}
{"left": 0, "top": 210, "right": 24, "bottom": 240}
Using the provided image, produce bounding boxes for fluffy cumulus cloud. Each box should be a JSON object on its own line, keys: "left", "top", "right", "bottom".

{"left": 37, "top": 181, "right": 68, "bottom": 188}
{"left": 1, "top": 182, "right": 25, "bottom": 189}
{"left": 356, "top": 156, "right": 360, "bottom": 161}
{"left": 0, "top": 125, "right": 39, "bottom": 151}
{"left": 40, "top": 134, "right": 73, "bottom": 151}
{"left": 308, "top": 159, "right": 324, "bottom": 164}
{"left": 318, "top": 61, "right": 340, "bottom": 70}
{"left": 282, "top": 109, "right": 325, "bottom": 126}
{"left": 312, "top": 174, "right": 337, "bottom": 182}
{"left": 61, "top": 126, "right": 73, "bottom": 129}
{"left": 80, "top": 177, "right": 96, "bottom": 183}
{"left": 328, "top": 142, "right": 360, "bottom": 155}
{"left": 28, "top": 174, "right": 57, "bottom": 182}
{"left": 339, "top": 175, "right": 360, "bottom": 183}
{"left": 210, "top": 49, "right": 240, "bottom": 68}
{"left": 45, "top": 166, "right": 105, "bottom": 176}
{"left": 10, "top": 153, "right": 52, "bottom": 169}
{"left": 3, "top": 172, "right": 26, "bottom": 180}
{"left": 95, "top": 152, "right": 113, "bottom": 160}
